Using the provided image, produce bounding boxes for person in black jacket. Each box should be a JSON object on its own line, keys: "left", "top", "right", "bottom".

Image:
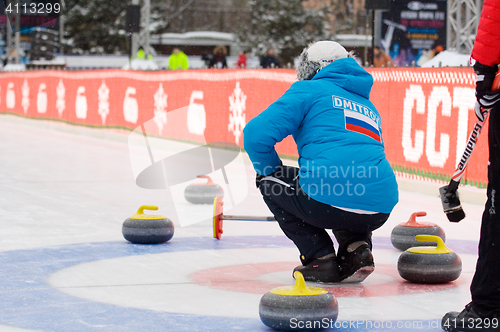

{"left": 208, "top": 45, "right": 228, "bottom": 69}
{"left": 260, "top": 48, "right": 281, "bottom": 68}
{"left": 441, "top": 0, "right": 500, "bottom": 331}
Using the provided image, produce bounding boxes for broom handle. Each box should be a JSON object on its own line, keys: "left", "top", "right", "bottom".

{"left": 446, "top": 104, "right": 489, "bottom": 194}
{"left": 220, "top": 215, "right": 275, "bottom": 221}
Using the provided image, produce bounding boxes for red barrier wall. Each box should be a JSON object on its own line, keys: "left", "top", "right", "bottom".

{"left": 369, "top": 68, "right": 486, "bottom": 187}
{"left": 0, "top": 68, "right": 486, "bottom": 187}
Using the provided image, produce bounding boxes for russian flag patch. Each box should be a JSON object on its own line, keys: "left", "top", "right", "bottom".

{"left": 344, "top": 110, "right": 381, "bottom": 142}
{"left": 332, "top": 96, "right": 382, "bottom": 142}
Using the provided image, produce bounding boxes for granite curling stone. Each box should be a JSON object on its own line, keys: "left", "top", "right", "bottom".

{"left": 398, "top": 235, "right": 462, "bottom": 284}
{"left": 259, "top": 271, "right": 338, "bottom": 331}
{"left": 184, "top": 175, "right": 224, "bottom": 204}
{"left": 122, "top": 205, "right": 174, "bottom": 244}
{"left": 391, "top": 211, "right": 446, "bottom": 251}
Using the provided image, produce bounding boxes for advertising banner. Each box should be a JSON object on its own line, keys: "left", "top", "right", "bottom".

{"left": 370, "top": 68, "right": 486, "bottom": 187}
{"left": 381, "top": 0, "right": 447, "bottom": 67}
{"left": 0, "top": 67, "right": 486, "bottom": 187}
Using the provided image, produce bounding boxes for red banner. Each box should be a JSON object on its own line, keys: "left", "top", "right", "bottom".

{"left": 0, "top": 67, "right": 486, "bottom": 187}
{"left": 369, "top": 68, "right": 486, "bottom": 187}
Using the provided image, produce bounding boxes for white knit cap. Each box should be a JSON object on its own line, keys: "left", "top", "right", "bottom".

{"left": 297, "top": 41, "right": 351, "bottom": 80}
{"left": 306, "top": 41, "right": 349, "bottom": 69}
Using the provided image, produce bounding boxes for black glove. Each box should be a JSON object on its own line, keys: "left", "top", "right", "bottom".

{"left": 474, "top": 61, "right": 499, "bottom": 109}
{"left": 474, "top": 102, "right": 489, "bottom": 122}
{"left": 256, "top": 174, "right": 265, "bottom": 189}
{"left": 255, "top": 162, "right": 284, "bottom": 189}
{"left": 479, "top": 89, "right": 500, "bottom": 110}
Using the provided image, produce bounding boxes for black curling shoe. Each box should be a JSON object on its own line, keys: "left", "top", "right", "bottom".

{"left": 338, "top": 242, "right": 374, "bottom": 283}
{"left": 293, "top": 256, "right": 341, "bottom": 283}
{"left": 442, "top": 302, "right": 500, "bottom": 332}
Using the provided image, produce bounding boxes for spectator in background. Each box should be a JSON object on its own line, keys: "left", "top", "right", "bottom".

{"left": 137, "top": 47, "right": 145, "bottom": 60}
{"left": 168, "top": 47, "right": 189, "bottom": 70}
{"left": 260, "top": 47, "right": 281, "bottom": 68}
{"left": 209, "top": 45, "right": 228, "bottom": 68}
{"left": 434, "top": 45, "right": 444, "bottom": 56}
{"left": 201, "top": 51, "right": 214, "bottom": 68}
{"left": 236, "top": 49, "right": 251, "bottom": 68}
{"left": 136, "top": 47, "right": 153, "bottom": 61}
{"left": 373, "top": 46, "right": 393, "bottom": 68}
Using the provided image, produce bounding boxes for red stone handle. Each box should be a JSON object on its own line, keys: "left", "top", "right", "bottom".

{"left": 197, "top": 175, "right": 215, "bottom": 186}
{"left": 405, "top": 211, "right": 427, "bottom": 226}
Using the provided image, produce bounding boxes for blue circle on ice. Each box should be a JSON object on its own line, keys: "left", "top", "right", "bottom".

{"left": 0, "top": 236, "right": 477, "bottom": 332}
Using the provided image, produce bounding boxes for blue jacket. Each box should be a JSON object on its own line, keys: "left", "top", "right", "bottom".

{"left": 243, "top": 57, "right": 398, "bottom": 213}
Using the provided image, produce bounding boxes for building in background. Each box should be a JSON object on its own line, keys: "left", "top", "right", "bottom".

{"left": 150, "top": 31, "right": 239, "bottom": 57}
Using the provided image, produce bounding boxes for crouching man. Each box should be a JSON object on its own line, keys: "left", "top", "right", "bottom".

{"left": 243, "top": 41, "right": 398, "bottom": 283}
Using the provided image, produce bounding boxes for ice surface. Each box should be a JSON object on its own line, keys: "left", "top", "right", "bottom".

{"left": 0, "top": 114, "right": 486, "bottom": 331}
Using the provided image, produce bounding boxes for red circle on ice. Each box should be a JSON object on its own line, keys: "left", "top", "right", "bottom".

{"left": 190, "top": 262, "right": 462, "bottom": 297}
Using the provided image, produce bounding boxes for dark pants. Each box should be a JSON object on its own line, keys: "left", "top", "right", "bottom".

{"left": 259, "top": 166, "right": 390, "bottom": 265}
{"left": 471, "top": 105, "right": 500, "bottom": 311}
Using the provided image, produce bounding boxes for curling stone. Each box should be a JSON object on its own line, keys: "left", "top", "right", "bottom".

{"left": 259, "top": 271, "right": 338, "bottom": 331}
{"left": 398, "top": 235, "right": 462, "bottom": 284}
{"left": 391, "top": 211, "right": 446, "bottom": 251}
{"left": 184, "top": 175, "right": 224, "bottom": 204}
{"left": 122, "top": 205, "right": 174, "bottom": 244}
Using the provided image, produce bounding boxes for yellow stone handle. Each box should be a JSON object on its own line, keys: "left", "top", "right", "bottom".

{"left": 293, "top": 271, "right": 308, "bottom": 291}
{"left": 270, "top": 271, "right": 328, "bottom": 296}
{"left": 412, "top": 234, "right": 453, "bottom": 254}
{"left": 415, "top": 234, "right": 444, "bottom": 246}
{"left": 136, "top": 205, "right": 159, "bottom": 215}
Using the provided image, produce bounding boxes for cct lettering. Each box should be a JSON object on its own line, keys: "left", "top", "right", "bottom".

{"left": 402, "top": 85, "right": 475, "bottom": 169}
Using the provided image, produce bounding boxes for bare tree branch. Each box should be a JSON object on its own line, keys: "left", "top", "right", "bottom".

{"left": 166, "top": 0, "right": 196, "bottom": 21}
